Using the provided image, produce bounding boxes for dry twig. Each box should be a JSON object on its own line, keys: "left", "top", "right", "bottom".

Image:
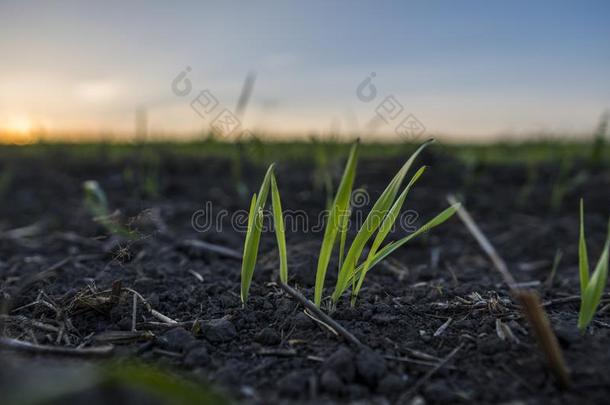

{"left": 278, "top": 282, "right": 364, "bottom": 348}
{"left": 447, "top": 195, "right": 570, "bottom": 388}
{"left": 398, "top": 343, "right": 464, "bottom": 402}
{"left": 0, "top": 336, "right": 114, "bottom": 357}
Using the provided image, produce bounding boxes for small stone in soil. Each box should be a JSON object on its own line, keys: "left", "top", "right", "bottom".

{"left": 183, "top": 345, "right": 210, "bottom": 368}
{"left": 320, "top": 369, "right": 346, "bottom": 395}
{"left": 219, "top": 294, "right": 239, "bottom": 308}
{"left": 215, "top": 359, "right": 243, "bottom": 385}
{"left": 200, "top": 318, "right": 237, "bottom": 343}
{"left": 159, "top": 327, "right": 196, "bottom": 352}
{"left": 323, "top": 346, "right": 356, "bottom": 383}
{"left": 347, "top": 383, "right": 370, "bottom": 398}
{"left": 477, "top": 336, "right": 508, "bottom": 355}
{"left": 423, "top": 381, "right": 457, "bottom": 403}
{"left": 293, "top": 312, "right": 314, "bottom": 329}
{"left": 372, "top": 313, "right": 398, "bottom": 325}
{"left": 335, "top": 307, "right": 359, "bottom": 321}
{"left": 116, "top": 317, "right": 132, "bottom": 331}
{"left": 555, "top": 323, "right": 580, "bottom": 348}
{"left": 377, "top": 374, "right": 407, "bottom": 394}
{"left": 276, "top": 298, "right": 294, "bottom": 315}
{"left": 278, "top": 369, "right": 313, "bottom": 397}
{"left": 254, "top": 327, "right": 280, "bottom": 346}
{"left": 356, "top": 348, "right": 387, "bottom": 387}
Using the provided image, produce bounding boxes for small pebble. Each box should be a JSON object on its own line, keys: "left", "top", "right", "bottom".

{"left": 183, "top": 345, "right": 210, "bottom": 368}
{"left": 323, "top": 346, "right": 356, "bottom": 382}
{"left": 200, "top": 318, "right": 237, "bottom": 343}
{"left": 320, "top": 370, "right": 346, "bottom": 395}
{"left": 278, "top": 370, "right": 313, "bottom": 397}
{"left": 377, "top": 374, "right": 407, "bottom": 394}
{"left": 255, "top": 327, "right": 280, "bottom": 346}
{"left": 293, "top": 312, "right": 314, "bottom": 329}
{"left": 356, "top": 348, "right": 387, "bottom": 387}
{"left": 159, "top": 327, "right": 195, "bottom": 352}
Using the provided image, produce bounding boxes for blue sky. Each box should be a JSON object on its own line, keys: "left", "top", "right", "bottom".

{"left": 1, "top": 0, "right": 609, "bottom": 141}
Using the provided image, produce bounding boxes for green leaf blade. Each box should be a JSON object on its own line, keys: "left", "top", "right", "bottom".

{"left": 578, "top": 216, "right": 610, "bottom": 332}
{"left": 240, "top": 164, "right": 275, "bottom": 304}
{"left": 333, "top": 140, "right": 435, "bottom": 303}
{"left": 314, "top": 141, "right": 360, "bottom": 307}
{"left": 351, "top": 203, "right": 460, "bottom": 284}
{"left": 579, "top": 199, "right": 590, "bottom": 296}
{"left": 271, "top": 174, "right": 288, "bottom": 283}
{"left": 351, "top": 166, "right": 427, "bottom": 302}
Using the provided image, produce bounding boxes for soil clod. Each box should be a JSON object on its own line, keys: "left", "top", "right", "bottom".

{"left": 199, "top": 318, "right": 237, "bottom": 343}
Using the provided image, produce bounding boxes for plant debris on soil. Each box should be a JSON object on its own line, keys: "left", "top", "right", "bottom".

{"left": 1, "top": 143, "right": 609, "bottom": 404}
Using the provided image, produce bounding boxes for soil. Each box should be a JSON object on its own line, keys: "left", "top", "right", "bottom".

{"left": 1, "top": 145, "right": 609, "bottom": 404}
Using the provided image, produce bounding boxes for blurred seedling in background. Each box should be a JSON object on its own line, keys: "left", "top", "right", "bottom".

{"left": 0, "top": 167, "right": 13, "bottom": 198}
{"left": 3, "top": 361, "right": 228, "bottom": 405}
{"left": 83, "top": 180, "right": 136, "bottom": 239}
{"left": 231, "top": 140, "right": 249, "bottom": 199}
{"left": 461, "top": 154, "right": 483, "bottom": 194}
{"left": 311, "top": 137, "right": 336, "bottom": 209}
{"left": 517, "top": 161, "right": 539, "bottom": 208}
{"left": 590, "top": 111, "right": 608, "bottom": 167}
{"left": 142, "top": 171, "right": 160, "bottom": 198}
{"left": 549, "top": 158, "right": 587, "bottom": 213}
{"left": 544, "top": 248, "right": 563, "bottom": 289}
{"left": 577, "top": 199, "right": 610, "bottom": 332}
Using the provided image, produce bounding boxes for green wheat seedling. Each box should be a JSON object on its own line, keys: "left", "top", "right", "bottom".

{"left": 577, "top": 199, "right": 610, "bottom": 332}
{"left": 239, "top": 139, "right": 459, "bottom": 309}
{"left": 240, "top": 164, "right": 284, "bottom": 303}
{"left": 83, "top": 180, "right": 136, "bottom": 239}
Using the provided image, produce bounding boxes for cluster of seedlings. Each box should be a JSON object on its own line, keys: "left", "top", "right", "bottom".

{"left": 240, "top": 138, "right": 610, "bottom": 337}
{"left": 240, "top": 139, "right": 460, "bottom": 310}
{"left": 1, "top": 137, "right": 609, "bottom": 402}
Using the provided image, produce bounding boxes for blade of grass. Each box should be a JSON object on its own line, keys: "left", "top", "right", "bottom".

{"left": 240, "top": 165, "right": 275, "bottom": 304}
{"left": 349, "top": 203, "right": 460, "bottom": 287}
{"left": 314, "top": 141, "right": 359, "bottom": 307}
{"left": 271, "top": 174, "right": 288, "bottom": 283}
{"left": 544, "top": 248, "right": 563, "bottom": 289}
{"left": 578, "top": 217, "right": 610, "bottom": 331}
{"left": 332, "top": 139, "right": 435, "bottom": 303}
{"left": 337, "top": 206, "right": 350, "bottom": 273}
{"left": 351, "top": 166, "right": 427, "bottom": 304}
{"left": 579, "top": 199, "right": 590, "bottom": 296}
{"left": 240, "top": 194, "right": 259, "bottom": 303}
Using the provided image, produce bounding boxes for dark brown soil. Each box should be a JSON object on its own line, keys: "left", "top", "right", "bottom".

{"left": 1, "top": 145, "right": 609, "bottom": 404}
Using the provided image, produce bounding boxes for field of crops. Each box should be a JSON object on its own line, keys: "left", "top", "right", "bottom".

{"left": 0, "top": 139, "right": 609, "bottom": 404}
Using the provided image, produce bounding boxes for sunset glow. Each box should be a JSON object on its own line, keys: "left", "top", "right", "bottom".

{"left": 0, "top": 1, "right": 608, "bottom": 143}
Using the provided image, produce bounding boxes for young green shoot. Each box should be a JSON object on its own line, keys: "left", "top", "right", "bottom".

{"left": 350, "top": 165, "right": 427, "bottom": 305}
{"left": 271, "top": 175, "right": 288, "bottom": 283}
{"left": 331, "top": 139, "right": 456, "bottom": 306}
{"left": 82, "top": 180, "right": 135, "bottom": 239}
{"left": 239, "top": 139, "right": 459, "bottom": 311}
{"left": 314, "top": 141, "right": 359, "bottom": 307}
{"left": 544, "top": 248, "right": 563, "bottom": 289}
{"left": 577, "top": 199, "right": 610, "bottom": 332}
{"left": 240, "top": 164, "right": 275, "bottom": 304}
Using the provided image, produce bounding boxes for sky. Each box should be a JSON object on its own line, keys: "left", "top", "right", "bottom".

{"left": 1, "top": 0, "right": 609, "bottom": 142}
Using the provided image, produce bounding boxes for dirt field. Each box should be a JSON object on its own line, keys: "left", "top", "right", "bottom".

{"left": 1, "top": 142, "right": 609, "bottom": 404}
